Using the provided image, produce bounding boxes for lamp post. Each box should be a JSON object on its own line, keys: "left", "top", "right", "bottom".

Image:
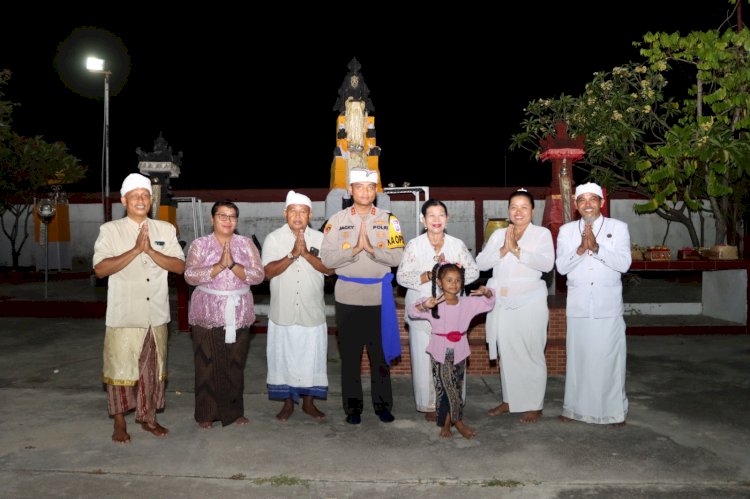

{"left": 86, "top": 56, "right": 112, "bottom": 222}
{"left": 36, "top": 199, "right": 57, "bottom": 299}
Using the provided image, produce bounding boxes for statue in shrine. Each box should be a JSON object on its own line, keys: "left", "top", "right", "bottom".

{"left": 329, "top": 57, "right": 383, "bottom": 192}
{"left": 333, "top": 58, "right": 375, "bottom": 113}
{"left": 326, "top": 58, "right": 389, "bottom": 219}
{"left": 136, "top": 132, "right": 183, "bottom": 167}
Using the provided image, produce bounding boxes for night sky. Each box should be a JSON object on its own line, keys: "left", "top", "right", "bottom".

{"left": 0, "top": 5, "right": 741, "bottom": 193}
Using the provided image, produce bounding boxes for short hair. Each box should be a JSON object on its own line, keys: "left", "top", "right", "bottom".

{"left": 211, "top": 199, "right": 239, "bottom": 217}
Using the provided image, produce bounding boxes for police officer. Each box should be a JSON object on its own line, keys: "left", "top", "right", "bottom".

{"left": 321, "top": 168, "right": 404, "bottom": 424}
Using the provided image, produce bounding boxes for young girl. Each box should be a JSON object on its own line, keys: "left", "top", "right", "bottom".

{"left": 408, "top": 263, "right": 495, "bottom": 439}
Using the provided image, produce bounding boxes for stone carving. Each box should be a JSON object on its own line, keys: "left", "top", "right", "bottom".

{"left": 136, "top": 133, "right": 183, "bottom": 167}
{"left": 333, "top": 57, "right": 375, "bottom": 113}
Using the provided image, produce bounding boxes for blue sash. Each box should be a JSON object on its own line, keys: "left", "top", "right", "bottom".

{"left": 337, "top": 273, "right": 401, "bottom": 363}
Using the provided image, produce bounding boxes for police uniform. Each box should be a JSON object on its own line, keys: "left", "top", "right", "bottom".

{"left": 321, "top": 205, "right": 404, "bottom": 417}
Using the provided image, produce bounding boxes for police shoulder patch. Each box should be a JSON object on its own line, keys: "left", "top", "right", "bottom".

{"left": 387, "top": 214, "right": 404, "bottom": 249}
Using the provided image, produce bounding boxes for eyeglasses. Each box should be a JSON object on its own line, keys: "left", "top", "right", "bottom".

{"left": 215, "top": 213, "right": 238, "bottom": 222}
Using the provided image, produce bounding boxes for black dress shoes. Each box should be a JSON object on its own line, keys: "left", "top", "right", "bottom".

{"left": 345, "top": 413, "right": 361, "bottom": 425}
{"left": 375, "top": 409, "right": 395, "bottom": 423}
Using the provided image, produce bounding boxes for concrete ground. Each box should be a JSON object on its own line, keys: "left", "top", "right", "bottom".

{"left": 0, "top": 277, "right": 749, "bottom": 498}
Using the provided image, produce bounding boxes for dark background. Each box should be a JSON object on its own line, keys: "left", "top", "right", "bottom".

{"left": 0, "top": 5, "right": 741, "bottom": 193}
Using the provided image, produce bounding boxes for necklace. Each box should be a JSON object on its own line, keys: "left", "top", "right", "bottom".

{"left": 579, "top": 218, "right": 604, "bottom": 256}
{"left": 579, "top": 218, "right": 604, "bottom": 239}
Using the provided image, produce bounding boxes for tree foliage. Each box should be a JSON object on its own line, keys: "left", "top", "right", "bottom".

{"left": 638, "top": 26, "right": 750, "bottom": 246}
{"left": 511, "top": 8, "right": 750, "bottom": 248}
{"left": 0, "top": 69, "right": 86, "bottom": 268}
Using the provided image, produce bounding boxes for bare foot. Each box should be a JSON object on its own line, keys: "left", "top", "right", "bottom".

{"left": 454, "top": 420, "right": 476, "bottom": 439}
{"left": 276, "top": 399, "right": 295, "bottom": 422}
{"left": 487, "top": 402, "right": 509, "bottom": 417}
{"left": 141, "top": 421, "right": 169, "bottom": 437}
{"left": 558, "top": 415, "right": 573, "bottom": 423}
{"left": 234, "top": 416, "right": 250, "bottom": 425}
{"left": 520, "top": 410, "right": 542, "bottom": 423}
{"left": 112, "top": 414, "right": 130, "bottom": 444}
{"left": 424, "top": 411, "right": 437, "bottom": 422}
{"left": 610, "top": 421, "right": 626, "bottom": 428}
{"left": 198, "top": 421, "right": 213, "bottom": 429}
{"left": 301, "top": 397, "right": 325, "bottom": 420}
{"left": 440, "top": 414, "right": 453, "bottom": 438}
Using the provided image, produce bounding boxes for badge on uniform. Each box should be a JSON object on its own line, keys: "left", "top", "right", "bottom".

{"left": 387, "top": 214, "right": 405, "bottom": 249}
{"left": 342, "top": 242, "right": 351, "bottom": 250}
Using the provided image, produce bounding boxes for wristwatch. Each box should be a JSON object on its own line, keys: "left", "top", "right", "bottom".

{"left": 227, "top": 261, "right": 236, "bottom": 270}
{"left": 287, "top": 252, "right": 296, "bottom": 260}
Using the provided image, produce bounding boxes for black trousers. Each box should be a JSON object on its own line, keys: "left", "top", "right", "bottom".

{"left": 335, "top": 302, "right": 393, "bottom": 415}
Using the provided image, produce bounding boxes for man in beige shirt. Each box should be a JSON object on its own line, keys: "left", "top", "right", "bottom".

{"left": 262, "top": 191, "right": 332, "bottom": 421}
{"left": 93, "top": 173, "right": 185, "bottom": 443}
{"left": 321, "top": 169, "right": 404, "bottom": 424}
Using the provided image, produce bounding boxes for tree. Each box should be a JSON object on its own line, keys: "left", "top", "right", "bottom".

{"left": 509, "top": 63, "right": 701, "bottom": 242}
{"left": 639, "top": 26, "right": 750, "bottom": 246}
{"left": 511, "top": 15, "right": 750, "bottom": 248}
{"left": 0, "top": 69, "right": 86, "bottom": 268}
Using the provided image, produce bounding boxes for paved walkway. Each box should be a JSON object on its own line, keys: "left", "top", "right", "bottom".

{"left": 0, "top": 278, "right": 749, "bottom": 497}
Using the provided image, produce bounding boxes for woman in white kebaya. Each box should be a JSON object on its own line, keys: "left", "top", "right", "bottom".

{"left": 476, "top": 189, "right": 554, "bottom": 423}
{"left": 397, "top": 200, "right": 479, "bottom": 422}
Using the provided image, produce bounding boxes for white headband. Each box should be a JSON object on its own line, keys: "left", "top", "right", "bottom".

{"left": 120, "top": 173, "right": 152, "bottom": 197}
{"left": 348, "top": 168, "right": 378, "bottom": 185}
{"left": 575, "top": 182, "right": 603, "bottom": 199}
{"left": 285, "top": 190, "right": 312, "bottom": 209}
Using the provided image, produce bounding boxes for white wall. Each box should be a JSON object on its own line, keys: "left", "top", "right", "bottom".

{"left": 611, "top": 200, "right": 717, "bottom": 251}
{"left": 0, "top": 199, "right": 725, "bottom": 269}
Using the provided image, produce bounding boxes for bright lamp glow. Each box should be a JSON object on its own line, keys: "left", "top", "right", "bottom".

{"left": 86, "top": 57, "right": 105, "bottom": 71}
{"left": 85, "top": 55, "right": 112, "bottom": 221}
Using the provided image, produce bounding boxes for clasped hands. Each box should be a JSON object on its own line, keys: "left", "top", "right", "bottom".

{"left": 218, "top": 242, "right": 236, "bottom": 270}
{"left": 134, "top": 223, "right": 154, "bottom": 256}
{"left": 289, "top": 230, "right": 311, "bottom": 260}
{"left": 352, "top": 219, "right": 375, "bottom": 256}
{"left": 421, "top": 256, "right": 457, "bottom": 284}
{"left": 500, "top": 224, "right": 521, "bottom": 258}
{"left": 577, "top": 224, "right": 600, "bottom": 255}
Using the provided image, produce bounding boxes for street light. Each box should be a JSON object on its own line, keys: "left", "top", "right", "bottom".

{"left": 86, "top": 56, "right": 112, "bottom": 222}
{"left": 36, "top": 199, "right": 57, "bottom": 299}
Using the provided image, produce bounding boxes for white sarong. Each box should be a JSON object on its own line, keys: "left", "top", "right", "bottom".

{"left": 487, "top": 296, "right": 548, "bottom": 412}
{"left": 266, "top": 320, "right": 328, "bottom": 389}
{"left": 562, "top": 316, "right": 628, "bottom": 424}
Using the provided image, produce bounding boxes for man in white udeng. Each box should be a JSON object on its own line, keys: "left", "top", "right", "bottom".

{"left": 555, "top": 182, "right": 632, "bottom": 426}
{"left": 262, "top": 191, "right": 332, "bottom": 421}
{"left": 93, "top": 173, "right": 185, "bottom": 443}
